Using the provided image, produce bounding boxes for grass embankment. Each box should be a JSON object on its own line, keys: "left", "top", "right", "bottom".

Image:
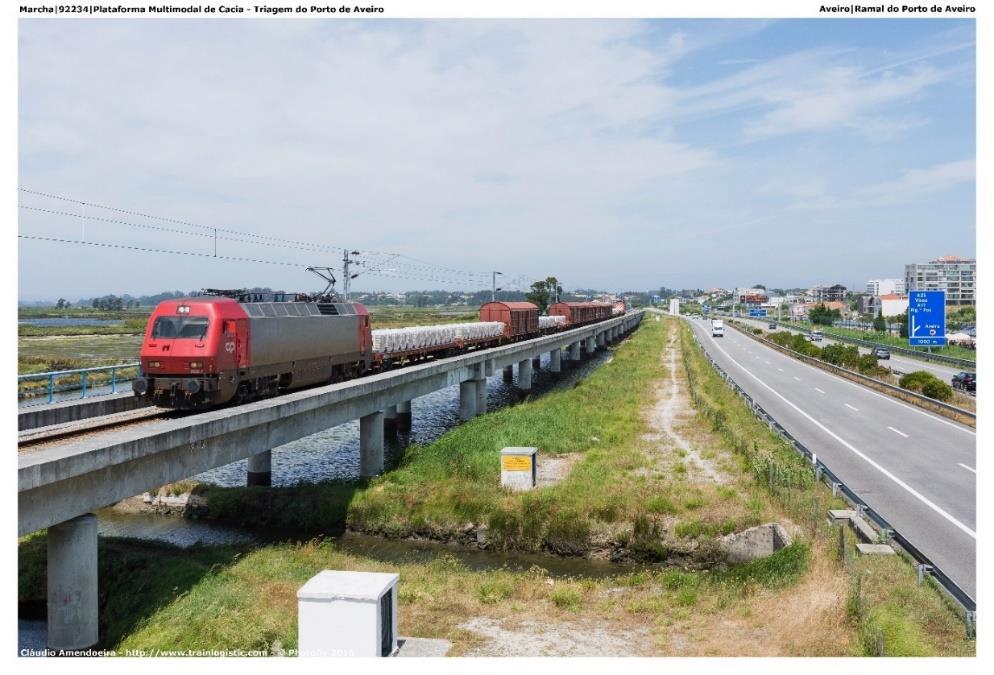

{"left": 200, "top": 319, "right": 778, "bottom": 561}
{"left": 779, "top": 321, "right": 975, "bottom": 362}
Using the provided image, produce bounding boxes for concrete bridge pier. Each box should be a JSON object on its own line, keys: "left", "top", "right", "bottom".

{"left": 569, "top": 341, "right": 581, "bottom": 363}
{"left": 246, "top": 450, "right": 272, "bottom": 487}
{"left": 484, "top": 359, "right": 495, "bottom": 377}
{"left": 459, "top": 380, "right": 477, "bottom": 421}
{"left": 396, "top": 400, "right": 412, "bottom": 431}
{"left": 502, "top": 365, "right": 514, "bottom": 382}
{"left": 585, "top": 336, "right": 596, "bottom": 356}
{"left": 550, "top": 348, "right": 561, "bottom": 373}
{"left": 475, "top": 377, "right": 488, "bottom": 415}
{"left": 518, "top": 358, "right": 533, "bottom": 392}
{"left": 359, "top": 410, "right": 385, "bottom": 476}
{"left": 47, "top": 514, "right": 99, "bottom": 651}
{"left": 383, "top": 404, "right": 398, "bottom": 433}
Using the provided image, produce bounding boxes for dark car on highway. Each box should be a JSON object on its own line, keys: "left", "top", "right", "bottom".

{"left": 768, "top": 322, "right": 777, "bottom": 330}
{"left": 873, "top": 347, "right": 890, "bottom": 360}
{"left": 952, "top": 372, "right": 976, "bottom": 393}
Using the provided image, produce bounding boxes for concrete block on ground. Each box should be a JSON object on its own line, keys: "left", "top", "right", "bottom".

{"left": 718, "top": 522, "right": 792, "bottom": 564}
{"left": 856, "top": 543, "right": 895, "bottom": 556}
{"left": 500, "top": 447, "right": 537, "bottom": 491}
{"left": 849, "top": 515, "right": 879, "bottom": 543}
{"left": 827, "top": 509, "right": 855, "bottom": 522}
{"left": 297, "top": 570, "right": 399, "bottom": 657}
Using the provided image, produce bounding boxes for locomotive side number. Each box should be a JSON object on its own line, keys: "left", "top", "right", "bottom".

{"left": 225, "top": 342, "right": 236, "bottom": 353}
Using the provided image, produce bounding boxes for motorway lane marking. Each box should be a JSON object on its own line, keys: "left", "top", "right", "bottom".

{"left": 887, "top": 426, "right": 909, "bottom": 438}
{"left": 793, "top": 376, "right": 801, "bottom": 381}
{"left": 958, "top": 463, "right": 976, "bottom": 474}
{"left": 700, "top": 333, "right": 977, "bottom": 540}
{"left": 726, "top": 325, "right": 976, "bottom": 437}
{"left": 844, "top": 403, "right": 859, "bottom": 412}
{"left": 815, "top": 388, "right": 825, "bottom": 394}
{"left": 777, "top": 367, "right": 784, "bottom": 372}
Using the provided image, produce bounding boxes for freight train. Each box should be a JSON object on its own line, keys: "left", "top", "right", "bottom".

{"left": 133, "top": 291, "right": 619, "bottom": 409}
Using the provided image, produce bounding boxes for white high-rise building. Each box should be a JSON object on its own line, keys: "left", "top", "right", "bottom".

{"left": 865, "top": 278, "right": 905, "bottom": 296}
{"left": 905, "top": 256, "right": 976, "bottom": 306}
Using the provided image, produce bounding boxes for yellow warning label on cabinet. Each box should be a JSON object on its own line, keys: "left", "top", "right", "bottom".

{"left": 501, "top": 455, "right": 532, "bottom": 471}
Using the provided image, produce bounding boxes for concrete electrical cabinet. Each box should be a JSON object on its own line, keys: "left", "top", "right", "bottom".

{"left": 500, "top": 447, "right": 537, "bottom": 491}
{"left": 297, "top": 570, "right": 399, "bottom": 657}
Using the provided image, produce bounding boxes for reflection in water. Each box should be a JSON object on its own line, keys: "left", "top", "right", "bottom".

{"left": 195, "top": 350, "right": 613, "bottom": 487}
{"left": 96, "top": 509, "right": 256, "bottom": 548}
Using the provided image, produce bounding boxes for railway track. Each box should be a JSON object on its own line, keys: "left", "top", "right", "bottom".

{"left": 17, "top": 406, "right": 178, "bottom": 448}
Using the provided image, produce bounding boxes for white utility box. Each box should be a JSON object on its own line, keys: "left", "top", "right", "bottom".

{"left": 297, "top": 570, "right": 399, "bottom": 657}
{"left": 501, "top": 447, "right": 537, "bottom": 491}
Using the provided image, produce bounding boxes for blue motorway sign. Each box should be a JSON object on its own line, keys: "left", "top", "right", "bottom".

{"left": 908, "top": 291, "right": 946, "bottom": 346}
{"left": 748, "top": 307, "right": 767, "bottom": 317}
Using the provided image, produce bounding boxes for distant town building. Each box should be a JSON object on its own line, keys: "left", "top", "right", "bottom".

{"left": 794, "top": 300, "right": 849, "bottom": 321}
{"left": 807, "top": 284, "right": 848, "bottom": 303}
{"left": 860, "top": 294, "right": 909, "bottom": 318}
{"left": 865, "top": 278, "right": 905, "bottom": 296}
{"left": 905, "top": 255, "right": 976, "bottom": 306}
{"left": 735, "top": 287, "right": 769, "bottom": 304}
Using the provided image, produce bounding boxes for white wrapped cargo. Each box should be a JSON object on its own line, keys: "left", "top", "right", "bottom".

{"left": 539, "top": 315, "right": 566, "bottom": 329}
{"left": 372, "top": 322, "right": 504, "bottom": 356}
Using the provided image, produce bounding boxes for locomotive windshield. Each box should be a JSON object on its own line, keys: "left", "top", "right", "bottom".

{"left": 151, "top": 316, "right": 210, "bottom": 340}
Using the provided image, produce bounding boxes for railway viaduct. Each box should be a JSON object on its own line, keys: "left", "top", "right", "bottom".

{"left": 18, "top": 311, "right": 643, "bottom": 650}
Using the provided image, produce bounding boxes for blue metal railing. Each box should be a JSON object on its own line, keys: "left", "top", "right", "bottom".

{"left": 18, "top": 363, "right": 141, "bottom": 404}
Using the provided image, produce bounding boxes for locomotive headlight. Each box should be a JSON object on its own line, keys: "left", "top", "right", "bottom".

{"left": 148, "top": 361, "right": 161, "bottom": 368}
{"left": 189, "top": 360, "right": 203, "bottom": 369}
{"left": 178, "top": 305, "right": 190, "bottom": 314}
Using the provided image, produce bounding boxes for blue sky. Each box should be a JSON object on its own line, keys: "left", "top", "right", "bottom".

{"left": 17, "top": 19, "right": 975, "bottom": 299}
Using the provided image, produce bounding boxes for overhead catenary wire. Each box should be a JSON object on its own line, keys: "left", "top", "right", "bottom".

{"left": 18, "top": 187, "right": 539, "bottom": 288}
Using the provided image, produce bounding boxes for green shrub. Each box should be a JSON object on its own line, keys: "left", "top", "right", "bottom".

{"left": 921, "top": 379, "right": 953, "bottom": 402}
{"left": 820, "top": 344, "right": 860, "bottom": 369}
{"left": 898, "top": 371, "right": 952, "bottom": 401}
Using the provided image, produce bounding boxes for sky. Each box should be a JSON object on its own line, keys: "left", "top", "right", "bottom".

{"left": 17, "top": 18, "right": 976, "bottom": 300}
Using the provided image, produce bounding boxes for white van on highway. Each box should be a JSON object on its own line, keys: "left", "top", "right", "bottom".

{"left": 711, "top": 319, "right": 724, "bottom": 337}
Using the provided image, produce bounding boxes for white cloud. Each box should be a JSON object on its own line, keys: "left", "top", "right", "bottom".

{"left": 857, "top": 159, "right": 975, "bottom": 202}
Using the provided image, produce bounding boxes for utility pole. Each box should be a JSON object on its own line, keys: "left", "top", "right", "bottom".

{"left": 492, "top": 271, "right": 502, "bottom": 302}
{"left": 342, "top": 250, "right": 361, "bottom": 300}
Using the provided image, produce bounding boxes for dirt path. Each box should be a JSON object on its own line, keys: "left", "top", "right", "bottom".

{"left": 644, "top": 325, "right": 727, "bottom": 483}
{"left": 459, "top": 617, "right": 655, "bottom": 657}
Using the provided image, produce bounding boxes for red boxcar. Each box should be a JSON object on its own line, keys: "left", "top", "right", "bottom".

{"left": 548, "top": 301, "right": 614, "bottom": 327}
{"left": 479, "top": 301, "right": 540, "bottom": 339}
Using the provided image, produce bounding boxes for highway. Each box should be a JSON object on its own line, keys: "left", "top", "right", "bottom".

{"left": 732, "top": 316, "right": 970, "bottom": 386}
{"left": 686, "top": 317, "right": 976, "bottom": 600}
